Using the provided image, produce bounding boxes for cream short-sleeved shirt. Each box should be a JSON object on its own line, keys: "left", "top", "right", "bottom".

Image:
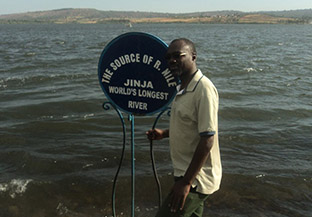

{"left": 169, "top": 69, "right": 222, "bottom": 195}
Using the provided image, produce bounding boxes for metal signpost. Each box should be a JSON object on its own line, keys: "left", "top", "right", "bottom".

{"left": 98, "top": 32, "right": 179, "bottom": 217}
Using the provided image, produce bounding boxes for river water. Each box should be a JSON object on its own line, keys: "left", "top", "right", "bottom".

{"left": 0, "top": 23, "right": 311, "bottom": 217}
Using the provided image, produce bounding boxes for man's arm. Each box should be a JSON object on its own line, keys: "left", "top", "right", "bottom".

{"left": 170, "top": 135, "right": 214, "bottom": 213}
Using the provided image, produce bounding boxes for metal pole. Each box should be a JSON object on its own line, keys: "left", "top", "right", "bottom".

{"left": 129, "top": 114, "right": 135, "bottom": 217}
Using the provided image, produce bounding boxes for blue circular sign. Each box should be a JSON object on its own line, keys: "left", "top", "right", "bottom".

{"left": 98, "top": 32, "right": 179, "bottom": 115}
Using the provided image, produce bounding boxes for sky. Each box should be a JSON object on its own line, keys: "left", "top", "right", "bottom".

{"left": 0, "top": 0, "right": 311, "bottom": 15}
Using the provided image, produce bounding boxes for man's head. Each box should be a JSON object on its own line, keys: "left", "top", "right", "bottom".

{"left": 165, "top": 38, "right": 197, "bottom": 78}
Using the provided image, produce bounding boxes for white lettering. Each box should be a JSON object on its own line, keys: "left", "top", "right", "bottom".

{"left": 108, "top": 86, "right": 137, "bottom": 96}
{"left": 123, "top": 79, "right": 154, "bottom": 89}
{"left": 153, "top": 60, "right": 161, "bottom": 70}
{"left": 161, "top": 68, "right": 177, "bottom": 87}
{"left": 143, "top": 54, "right": 153, "bottom": 65}
{"left": 138, "top": 89, "right": 169, "bottom": 100}
{"left": 128, "top": 101, "right": 148, "bottom": 110}
{"left": 102, "top": 68, "right": 114, "bottom": 83}
{"left": 111, "top": 53, "right": 141, "bottom": 71}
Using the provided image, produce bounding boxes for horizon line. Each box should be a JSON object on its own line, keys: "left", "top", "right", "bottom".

{"left": 1, "top": 7, "right": 312, "bottom": 16}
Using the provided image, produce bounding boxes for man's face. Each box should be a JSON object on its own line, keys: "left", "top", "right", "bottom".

{"left": 165, "top": 41, "right": 195, "bottom": 78}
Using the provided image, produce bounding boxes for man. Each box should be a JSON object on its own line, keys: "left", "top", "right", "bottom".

{"left": 146, "top": 38, "right": 222, "bottom": 217}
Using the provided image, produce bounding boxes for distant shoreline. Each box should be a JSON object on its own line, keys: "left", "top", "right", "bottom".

{"left": 129, "top": 15, "right": 306, "bottom": 24}
{"left": 0, "top": 8, "right": 311, "bottom": 24}
{"left": 0, "top": 17, "right": 308, "bottom": 25}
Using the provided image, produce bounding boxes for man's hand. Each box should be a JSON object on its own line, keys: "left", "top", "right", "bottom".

{"left": 169, "top": 179, "right": 191, "bottom": 213}
{"left": 146, "top": 128, "right": 169, "bottom": 141}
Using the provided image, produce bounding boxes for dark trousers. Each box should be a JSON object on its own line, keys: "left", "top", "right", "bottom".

{"left": 155, "top": 177, "right": 209, "bottom": 217}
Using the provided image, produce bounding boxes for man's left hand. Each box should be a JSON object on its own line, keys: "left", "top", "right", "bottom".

{"left": 169, "top": 179, "right": 191, "bottom": 213}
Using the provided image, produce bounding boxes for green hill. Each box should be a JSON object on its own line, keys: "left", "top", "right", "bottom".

{"left": 0, "top": 8, "right": 311, "bottom": 24}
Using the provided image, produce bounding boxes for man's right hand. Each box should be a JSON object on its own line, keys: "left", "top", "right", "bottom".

{"left": 146, "top": 128, "right": 169, "bottom": 141}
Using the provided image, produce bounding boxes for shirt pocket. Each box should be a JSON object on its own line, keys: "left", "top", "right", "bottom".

{"left": 174, "top": 95, "right": 197, "bottom": 123}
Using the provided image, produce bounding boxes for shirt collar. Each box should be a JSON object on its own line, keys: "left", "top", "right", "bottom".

{"left": 176, "top": 69, "right": 203, "bottom": 95}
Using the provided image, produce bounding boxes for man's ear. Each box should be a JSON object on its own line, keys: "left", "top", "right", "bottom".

{"left": 192, "top": 53, "right": 197, "bottom": 61}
